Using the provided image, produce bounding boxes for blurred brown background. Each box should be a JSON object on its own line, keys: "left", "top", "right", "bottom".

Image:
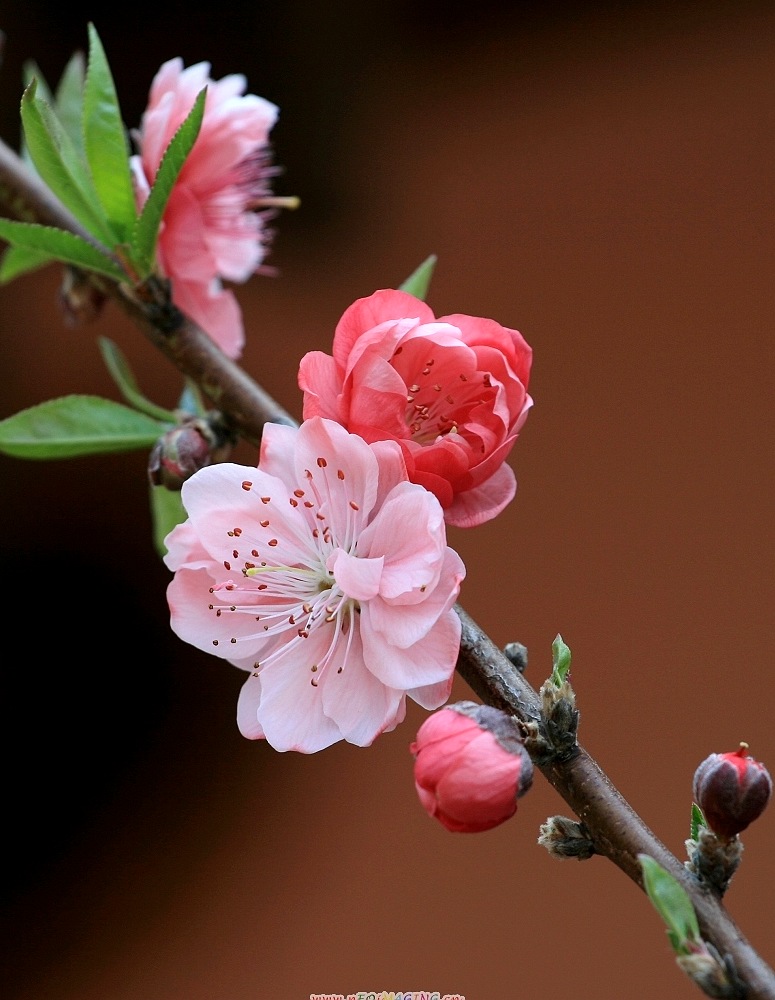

{"left": 1, "top": 2, "right": 775, "bottom": 998}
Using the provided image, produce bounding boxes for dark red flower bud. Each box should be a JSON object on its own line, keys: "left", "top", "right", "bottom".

{"left": 149, "top": 417, "right": 224, "bottom": 490}
{"left": 410, "top": 702, "right": 533, "bottom": 833}
{"left": 693, "top": 743, "right": 772, "bottom": 840}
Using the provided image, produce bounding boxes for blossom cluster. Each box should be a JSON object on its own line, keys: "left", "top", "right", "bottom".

{"left": 152, "top": 55, "right": 535, "bottom": 827}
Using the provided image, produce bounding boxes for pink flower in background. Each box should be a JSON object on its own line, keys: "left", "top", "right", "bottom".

{"left": 164, "top": 417, "right": 466, "bottom": 752}
{"left": 411, "top": 702, "right": 533, "bottom": 832}
{"left": 298, "top": 289, "right": 533, "bottom": 527}
{"left": 131, "top": 58, "right": 287, "bottom": 358}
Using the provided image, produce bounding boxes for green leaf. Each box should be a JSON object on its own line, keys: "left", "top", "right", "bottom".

{"left": 20, "top": 79, "right": 114, "bottom": 244}
{"left": 0, "top": 244, "right": 54, "bottom": 283}
{"left": 0, "top": 220, "right": 125, "bottom": 281}
{"left": 0, "top": 395, "right": 170, "bottom": 459}
{"left": 690, "top": 803, "right": 707, "bottom": 841}
{"left": 638, "top": 855, "right": 701, "bottom": 956}
{"left": 54, "top": 50, "right": 86, "bottom": 157}
{"left": 21, "top": 61, "right": 54, "bottom": 167}
{"left": 150, "top": 484, "right": 188, "bottom": 558}
{"left": 98, "top": 337, "right": 178, "bottom": 422}
{"left": 22, "top": 59, "right": 54, "bottom": 102}
{"left": 550, "top": 633, "right": 572, "bottom": 686}
{"left": 83, "top": 24, "right": 136, "bottom": 241}
{"left": 131, "top": 88, "right": 207, "bottom": 278}
{"left": 399, "top": 254, "right": 437, "bottom": 300}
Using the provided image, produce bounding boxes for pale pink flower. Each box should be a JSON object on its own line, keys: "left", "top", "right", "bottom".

{"left": 411, "top": 702, "right": 533, "bottom": 833}
{"left": 298, "top": 289, "right": 533, "bottom": 527}
{"left": 164, "top": 416, "right": 466, "bottom": 752}
{"left": 131, "top": 58, "right": 283, "bottom": 358}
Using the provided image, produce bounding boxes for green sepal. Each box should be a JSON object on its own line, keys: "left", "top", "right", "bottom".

{"left": 20, "top": 78, "right": 114, "bottom": 245}
{"left": 130, "top": 87, "right": 207, "bottom": 278}
{"left": 82, "top": 24, "right": 136, "bottom": 241}
{"left": 0, "top": 244, "right": 54, "bottom": 283}
{"left": 690, "top": 802, "right": 707, "bottom": 841}
{"left": 638, "top": 854, "right": 701, "bottom": 956}
{"left": 98, "top": 337, "right": 178, "bottom": 423}
{"left": 0, "top": 395, "right": 170, "bottom": 459}
{"left": 0, "top": 219, "right": 124, "bottom": 282}
{"left": 177, "top": 378, "right": 209, "bottom": 418}
{"left": 550, "top": 633, "right": 572, "bottom": 687}
{"left": 150, "top": 484, "right": 188, "bottom": 558}
{"left": 399, "top": 254, "right": 437, "bottom": 301}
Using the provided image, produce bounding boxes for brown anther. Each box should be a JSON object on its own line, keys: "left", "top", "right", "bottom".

{"left": 241, "top": 481, "right": 252, "bottom": 491}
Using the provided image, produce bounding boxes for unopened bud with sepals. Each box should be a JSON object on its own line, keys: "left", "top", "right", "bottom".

{"left": 692, "top": 743, "right": 772, "bottom": 841}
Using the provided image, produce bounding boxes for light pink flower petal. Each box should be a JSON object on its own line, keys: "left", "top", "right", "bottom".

{"left": 236, "top": 673, "right": 266, "bottom": 740}
{"left": 292, "top": 416, "right": 379, "bottom": 533}
{"left": 158, "top": 187, "right": 216, "bottom": 282}
{"left": 255, "top": 630, "right": 345, "bottom": 752}
{"left": 298, "top": 351, "right": 347, "bottom": 422}
{"left": 332, "top": 289, "right": 434, "bottom": 371}
{"left": 170, "top": 278, "right": 244, "bottom": 359}
{"left": 319, "top": 627, "right": 405, "bottom": 745}
{"left": 326, "top": 548, "right": 384, "bottom": 601}
{"left": 345, "top": 355, "right": 409, "bottom": 440}
{"left": 257, "top": 421, "right": 302, "bottom": 486}
{"left": 408, "top": 672, "right": 456, "bottom": 711}
{"left": 444, "top": 462, "right": 517, "bottom": 529}
{"left": 361, "top": 603, "right": 462, "bottom": 689}
{"left": 357, "top": 482, "right": 447, "bottom": 602}
{"left": 163, "top": 519, "right": 206, "bottom": 571}
{"left": 445, "top": 313, "right": 533, "bottom": 389}
{"left": 369, "top": 440, "right": 409, "bottom": 509}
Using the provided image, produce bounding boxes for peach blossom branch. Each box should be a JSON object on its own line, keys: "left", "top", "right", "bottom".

{"left": 1, "top": 135, "right": 773, "bottom": 1000}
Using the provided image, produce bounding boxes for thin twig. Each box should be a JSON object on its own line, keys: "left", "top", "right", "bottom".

{"left": 2, "top": 135, "right": 774, "bottom": 999}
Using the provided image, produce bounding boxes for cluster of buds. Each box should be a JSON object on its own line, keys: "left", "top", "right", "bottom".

{"left": 410, "top": 702, "right": 533, "bottom": 833}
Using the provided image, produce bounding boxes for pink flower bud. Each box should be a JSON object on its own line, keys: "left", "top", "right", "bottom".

{"left": 410, "top": 702, "right": 533, "bottom": 833}
{"left": 693, "top": 743, "right": 772, "bottom": 840}
{"left": 149, "top": 418, "right": 227, "bottom": 490}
